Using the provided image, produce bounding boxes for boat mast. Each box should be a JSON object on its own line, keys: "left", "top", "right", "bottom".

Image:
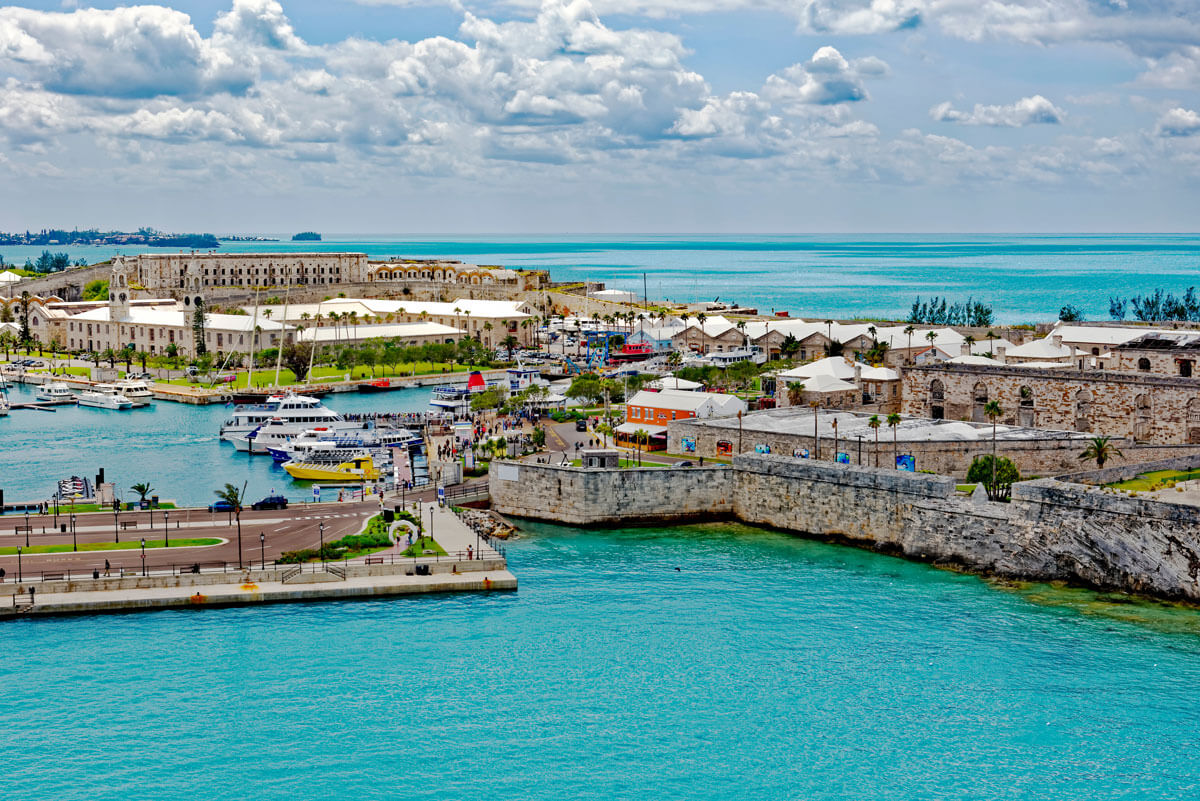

{"left": 249, "top": 285, "right": 261, "bottom": 389}
{"left": 273, "top": 264, "right": 291, "bottom": 387}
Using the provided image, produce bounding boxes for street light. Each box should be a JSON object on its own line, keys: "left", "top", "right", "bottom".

{"left": 164, "top": 510, "right": 169, "bottom": 549}
{"left": 24, "top": 512, "right": 29, "bottom": 547}
{"left": 427, "top": 505, "right": 434, "bottom": 551}
{"left": 259, "top": 532, "right": 265, "bottom": 569}
{"left": 319, "top": 522, "right": 325, "bottom": 567}
{"left": 113, "top": 506, "right": 120, "bottom": 543}
{"left": 16, "top": 545, "right": 22, "bottom": 582}
{"left": 140, "top": 537, "right": 146, "bottom": 576}
{"left": 71, "top": 513, "right": 77, "bottom": 552}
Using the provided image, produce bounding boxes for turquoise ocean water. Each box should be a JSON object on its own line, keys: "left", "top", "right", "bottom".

{"left": 5, "top": 233, "right": 1199, "bottom": 322}
{"left": 4, "top": 520, "right": 1200, "bottom": 800}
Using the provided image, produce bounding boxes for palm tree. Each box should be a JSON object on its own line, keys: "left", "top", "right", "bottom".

{"left": 904, "top": 325, "right": 915, "bottom": 359}
{"left": 809, "top": 399, "right": 821, "bottom": 457}
{"left": 213, "top": 482, "right": 247, "bottom": 568}
{"left": 736, "top": 320, "right": 748, "bottom": 347}
{"left": 1080, "top": 436, "right": 1124, "bottom": 469}
{"left": 634, "top": 428, "right": 648, "bottom": 466}
{"left": 887, "top": 413, "right": 901, "bottom": 468}
{"left": 867, "top": 414, "right": 881, "bottom": 467}
{"left": 786, "top": 381, "right": 805, "bottom": 407}
{"left": 984, "top": 399, "right": 1003, "bottom": 491}
{"left": 130, "top": 482, "right": 154, "bottom": 504}
{"left": 963, "top": 334, "right": 976, "bottom": 355}
{"left": 986, "top": 329, "right": 997, "bottom": 356}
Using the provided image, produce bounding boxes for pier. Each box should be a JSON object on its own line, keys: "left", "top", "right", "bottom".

{"left": 0, "top": 498, "right": 515, "bottom": 618}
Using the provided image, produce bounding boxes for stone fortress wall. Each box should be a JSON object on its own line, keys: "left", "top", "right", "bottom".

{"left": 490, "top": 455, "right": 1200, "bottom": 603}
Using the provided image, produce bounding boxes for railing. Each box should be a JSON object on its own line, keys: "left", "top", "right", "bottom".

{"left": 325, "top": 564, "right": 346, "bottom": 580}
{"left": 280, "top": 566, "right": 302, "bottom": 583}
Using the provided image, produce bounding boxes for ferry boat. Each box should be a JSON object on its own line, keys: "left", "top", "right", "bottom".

{"left": 233, "top": 414, "right": 375, "bottom": 454}
{"left": 268, "top": 427, "right": 415, "bottom": 462}
{"left": 429, "top": 371, "right": 503, "bottom": 414}
{"left": 219, "top": 393, "right": 361, "bottom": 441}
{"left": 114, "top": 379, "right": 155, "bottom": 407}
{"left": 36, "top": 382, "right": 77, "bottom": 404}
{"left": 283, "top": 454, "right": 381, "bottom": 483}
{"left": 77, "top": 384, "right": 134, "bottom": 410}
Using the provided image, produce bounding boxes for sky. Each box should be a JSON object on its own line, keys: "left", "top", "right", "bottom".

{"left": 0, "top": 0, "right": 1197, "bottom": 233}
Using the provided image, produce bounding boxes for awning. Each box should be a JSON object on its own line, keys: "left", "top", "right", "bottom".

{"left": 615, "top": 422, "right": 668, "bottom": 436}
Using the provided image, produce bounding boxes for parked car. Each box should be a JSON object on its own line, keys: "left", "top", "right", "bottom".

{"left": 672, "top": 460, "right": 694, "bottom": 467}
{"left": 208, "top": 499, "right": 236, "bottom": 513}
{"left": 575, "top": 419, "right": 588, "bottom": 432}
{"left": 251, "top": 495, "right": 288, "bottom": 511}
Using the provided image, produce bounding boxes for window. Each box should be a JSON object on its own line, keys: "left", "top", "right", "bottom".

{"left": 1181, "top": 360, "right": 1193, "bottom": 378}
{"left": 1138, "top": 357, "right": 1151, "bottom": 372}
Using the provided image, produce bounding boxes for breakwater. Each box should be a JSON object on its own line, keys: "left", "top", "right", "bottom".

{"left": 491, "top": 455, "right": 1200, "bottom": 603}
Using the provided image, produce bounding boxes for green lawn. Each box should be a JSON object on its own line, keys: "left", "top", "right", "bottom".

{"left": 1106, "top": 469, "right": 1200, "bottom": 492}
{"left": 151, "top": 361, "right": 482, "bottom": 389}
{"left": 956, "top": 484, "right": 978, "bottom": 493}
{"left": 30, "top": 366, "right": 90, "bottom": 376}
{"left": 400, "top": 535, "right": 447, "bottom": 557}
{"left": 35, "top": 502, "right": 177, "bottom": 513}
{"left": 0, "top": 538, "right": 221, "bottom": 555}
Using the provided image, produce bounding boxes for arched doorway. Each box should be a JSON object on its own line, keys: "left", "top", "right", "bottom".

{"left": 1018, "top": 385, "right": 1035, "bottom": 427}
{"left": 1188, "top": 398, "right": 1200, "bottom": 444}
{"left": 1134, "top": 394, "right": 1152, "bottom": 441}
{"left": 1074, "top": 389, "right": 1093, "bottom": 433}
{"left": 930, "top": 379, "right": 945, "bottom": 420}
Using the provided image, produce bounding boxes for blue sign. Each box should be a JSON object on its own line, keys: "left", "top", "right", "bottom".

{"left": 896, "top": 454, "right": 916, "bottom": 472}
{"left": 754, "top": 444, "right": 771, "bottom": 454}
{"left": 681, "top": 436, "right": 696, "bottom": 453}
{"left": 836, "top": 452, "right": 850, "bottom": 464}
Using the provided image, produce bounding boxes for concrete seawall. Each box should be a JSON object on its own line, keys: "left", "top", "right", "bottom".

{"left": 490, "top": 456, "right": 1200, "bottom": 603}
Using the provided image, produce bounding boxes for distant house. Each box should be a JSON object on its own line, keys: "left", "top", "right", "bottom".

{"left": 617, "top": 388, "right": 748, "bottom": 450}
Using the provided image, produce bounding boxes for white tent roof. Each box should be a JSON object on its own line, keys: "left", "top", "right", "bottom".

{"left": 0, "top": 270, "right": 23, "bottom": 284}
{"left": 652, "top": 376, "right": 703, "bottom": 391}
{"left": 947, "top": 354, "right": 1003, "bottom": 366}
{"left": 615, "top": 422, "right": 668, "bottom": 435}
{"left": 1006, "top": 339, "right": 1074, "bottom": 360}
{"left": 793, "top": 373, "right": 858, "bottom": 393}
{"left": 779, "top": 357, "right": 898, "bottom": 382}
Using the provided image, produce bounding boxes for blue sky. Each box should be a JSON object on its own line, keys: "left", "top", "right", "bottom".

{"left": 0, "top": 0, "right": 1196, "bottom": 232}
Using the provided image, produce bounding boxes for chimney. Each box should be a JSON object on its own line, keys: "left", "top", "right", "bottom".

{"left": 996, "top": 345, "right": 1006, "bottom": 364}
{"left": 1052, "top": 334, "right": 1063, "bottom": 348}
{"left": 853, "top": 363, "right": 862, "bottom": 388}
{"left": 960, "top": 341, "right": 970, "bottom": 356}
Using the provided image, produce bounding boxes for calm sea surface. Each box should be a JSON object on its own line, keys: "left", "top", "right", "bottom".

{"left": 5, "top": 233, "right": 1199, "bottom": 322}
{"left": 4, "top": 520, "right": 1200, "bottom": 800}
{"left": 0, "top": 382, "right": 433, "bottom": 507}
{"left": 6, "top": 234, "right": 1200, "bottom": 798}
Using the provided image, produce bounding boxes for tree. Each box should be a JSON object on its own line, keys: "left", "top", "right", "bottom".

{"left": 83, "top": 279, "right": 109, "bottom": 301}
{"left": 984, "top": 399, "right": 1003, "bottom": 493}
{"left": 1059, "top": 304, "right": 1084, "bottom": 322}
{"left": 18, "top": 291, "right": 31, "bottom": 347}
{"left": 470, "top": 387, "right": 505, "bottom": 412}
{"left": 213, "top": 482, "right": 247, "bottom": 568}
{"left": 780, "top": 333, "right": 800, "bottom": 360}
{"left": 135, "top": 350, "right": 150, "bottom": 373}
{"left": 867, "top": 414, "right": 881, "bottom": 467}
{"left": 633, "top": 427, "right": 648, "bottom": 466}
{"left": 887, "top": 413, "right": 901, "bottom": 468}
{"left": 786, "top": 381, "right": 805, "bottom": 407}
{"left": 904, "top": 325, "right": 915, "bottom": 358}
{"left": 566, "top": 373, "right": 604, "bottom": 404}
{"left": 1079, "top": 436, "right": 1124, "bottom": 469}
{"left": 130, "top": 482, "right": 154, "bottom": 503}
{"left": 281, "top": 341, "right": 314, "bottom": 382}
{"left": 967, "top": 454, "right": 1020, "bottom": 502}
{"left": 192, "top": 298, "right": 208, "bottom": 355}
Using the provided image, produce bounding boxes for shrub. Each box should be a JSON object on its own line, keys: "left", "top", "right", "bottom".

{"left": 966, "top": 454, "right": 1021, "bottom": 502}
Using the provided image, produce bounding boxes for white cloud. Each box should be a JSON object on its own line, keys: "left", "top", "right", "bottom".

{"left": 762, "top": 46, "right": 887, "bottom": 106}
{"left": 930, "top": 95, "right": 1065, "bottom": 127}
{"left": 1156, "top": 107, "right": 1200, "bottom": 137}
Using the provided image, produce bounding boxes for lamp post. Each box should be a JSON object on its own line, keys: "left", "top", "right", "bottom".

{"left": 427, "top": 505, "right": 434, "bottom": 550}
{"left": 24, "top": 511, "right": 30, "bottom": 547}
{"left": 114, "top": 506, "right": 119, "bottom": 543}
{"left": 140, "top": 537, "right": 146, "bottom": 576}
{"left": 319, "top": 522, "right": 325, "bottom": 568}
{"left": 259, "top": 532, "right": 266, "bottom": 568}
{"left": 16, "top": 545, "right": 22, "bottom": 582}
{"left": 71, "top": 513, "right": 77, "bottom": 552}
{"left": 164, "top": 510, "right": 169, "bottom": 549}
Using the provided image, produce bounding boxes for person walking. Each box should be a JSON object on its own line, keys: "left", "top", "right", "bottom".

{"left": 104, "top": 559, "right": 111, "bottom": 577}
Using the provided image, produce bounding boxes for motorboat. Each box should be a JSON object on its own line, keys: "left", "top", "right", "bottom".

{"left": 235, "top": 416, "right": 375, "bottom": 454}
{"left": 219, "top": 392, "right": 364, "bottom": 441}
{"left": 114, "top": 379, "right": 155, "bottom": 407}
{"left": 429, "top": 371, "right": 504, "bottom": 414}
{"left": 283, "top": 454, "right": 381, "bottom": 483}
{"left": 36, "top": 382, "right": 77, "bottom": 404}
{"left": 268, "top": 427, "right": 416, "bottom": 462}
{"left": 77, "top": 384, "right": 134, "bottom": 410}
{"left": 0, "top": 390, "right": 9, "bottom": 416}
{"left": 357, "top": 379, "right": 398, "bottom": 393}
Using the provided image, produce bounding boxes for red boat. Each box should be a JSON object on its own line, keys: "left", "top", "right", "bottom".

{"left": 608, "top": 342, "right": 655, "bottom": 364}
{"left": 357, "top": 379, "right": 397, "bottom": 393}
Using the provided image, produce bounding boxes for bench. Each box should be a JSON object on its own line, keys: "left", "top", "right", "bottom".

{"left": 120, "top": 521, "right": 138, "bottom": 530}
{"left": 41, "top": 572, "right": 65, "bottom": 582}
{"left": 13, "top": 525, "right": 32, "bottom": 534}
{"left": 364, "top": 557, "right": 384, "bottom": 565}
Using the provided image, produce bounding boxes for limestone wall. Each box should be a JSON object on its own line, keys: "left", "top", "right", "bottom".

{"left": 488, "top": 462, "right": 735, "bottom": 525}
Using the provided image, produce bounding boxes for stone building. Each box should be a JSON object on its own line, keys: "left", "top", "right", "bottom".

{"left": 1112, "top": 332, "right": 1200, "bottom": 377}
{"left": 902, "top": 361, "right": 1200, "bottom": 444}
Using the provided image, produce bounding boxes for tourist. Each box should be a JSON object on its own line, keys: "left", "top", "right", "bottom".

{"left": 104, "top": 559, "right": 111, "bottom": 577}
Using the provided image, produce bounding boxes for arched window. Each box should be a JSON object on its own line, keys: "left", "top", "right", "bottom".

{"left": 1138, "top": 357, "right": 1151, "bottom": 372}
{"left": 929, "top": 379, "right": 945, "bottom": 419}
{"left": 1134, "top": 393, "right": 1152, "bottom": 441}
{"left": 1018, "top": 385, "right": 1035, "bottom": 427}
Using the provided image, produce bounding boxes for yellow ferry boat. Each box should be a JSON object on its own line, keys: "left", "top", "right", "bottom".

{"left": 283, "top": 455, "right": 380, "bottom": 483}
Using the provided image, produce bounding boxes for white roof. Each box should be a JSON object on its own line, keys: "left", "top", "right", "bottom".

{"left": 615, "top": 422, "right": 668, "bottom": 435}
{"left": 779, "top": 357, "right": 898, "bottom": 382}
{"left": 296, "top": 322, "right": 461, "bottom": 343}
{"left": 1051, "top": 323, "right": 1171, "bottom": 347}
{"left": 652, "top": 376, "right": 703, "bottom": 390}
{"left": 792, "top": 373, "right": 858, "bottom": 393}
{"left": 628, "top": 389, "right": 714, "bottom": 412}
{"left": 70, "top": 304, "right": 287, "bottom": 332}
{"left": 261, "top": 297, "right": 531, "bottom": 321}
{"left": 0, "top": 270, "right": 23, "bottom": 284}
{"left": 1006, "top": 339, "right": 1074, "bottom": 359}
{"left": 947, "top": 354, "right": 1003, "bottom": 366}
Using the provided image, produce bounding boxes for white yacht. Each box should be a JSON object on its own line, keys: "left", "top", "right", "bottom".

{"left": 77, "top": 384, "right": 134, "bottom": 410}
{"left": 269, "top": 427, "right": 417, "bottom": 462}
{"left": 220, "top": 393, "right": 367, "bottom": 442}
{"left": 0, "top": 390, "right": 9, "bottom": 417}
{"left": 114, "top": 379, "right": 155, "bottom": 407}
{"left": 36, "top": 382, "right": 77, "bottom": 404}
